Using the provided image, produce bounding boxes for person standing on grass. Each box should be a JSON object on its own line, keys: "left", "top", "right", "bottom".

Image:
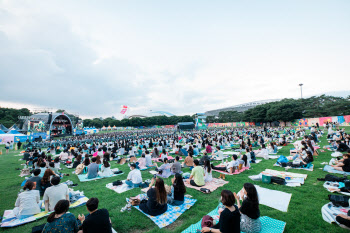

{"left": 5, "top": 141, "right": 10, "bottom": 153}
{"left": 78, "top": 198, "right": 112, "bottom": 233}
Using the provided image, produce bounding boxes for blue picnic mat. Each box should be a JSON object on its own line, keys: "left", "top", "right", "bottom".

{"left": 78, "top": 172, "right": 123, "bottom": 182}
{"left": 181, "top": 206, "right": 286, "bottom": 233}
{"left": 127, "top": 196, "right": 197, "bottom": 228}
{"left": 323, "top": 165, "right": 350, "bottom": 175}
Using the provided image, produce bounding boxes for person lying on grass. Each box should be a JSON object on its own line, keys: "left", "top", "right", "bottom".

{"left": 211, "top": 155, "right": 239, "bottom": 173}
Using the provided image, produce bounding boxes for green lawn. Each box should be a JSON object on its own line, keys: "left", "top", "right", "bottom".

{"left": 0, "top": 130, "right": 350, "bottom": 232}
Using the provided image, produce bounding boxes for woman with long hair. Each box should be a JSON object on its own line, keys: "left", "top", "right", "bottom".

{"left": 204, "top": 160, "right": 213, "bottom": 182}
{"left": 40, "top": 169, "right": 55, "bottom": 196}
{"left": 139, "top": 177, "right": 167, "bottom": 216}
{"left": 151, "top": 147, "right": 159, "bottom": 158}
{"left": 96, "top": 155, "right": 102, "bottom": 164}
{"left": 72, "top": 154, "right": 82, "bottom": 169}
{"left": 42, "top": 200, "right": 81, "bottom": 233}
{"left": 234, "top": 183, "right": 261, "bottom": 233}
{"left": 13, "top": 181, "right": 41, "bottom": 219}
{"left": 98, "top": 159, "right": 113, "bottom": 177}
{"left": 168, "top": 173, "right": 186, "bottom": 206}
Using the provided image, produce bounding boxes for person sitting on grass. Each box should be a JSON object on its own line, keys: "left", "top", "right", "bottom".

{"left": 41, "top": 169, "right": 56, "bottom": 196}
{"left": 155, "top": 158, "right": 172, "bottom": 178}
{"left": 42, "top": 200, "right": 81, "bottom": 233}
{"left": 212, "top": 146, "right": 224, "bottom": 160}
{"left": 125, "top": 163, "right": 142, "bottom": 188}
{"left": 203, "top": 159, "right": 213, "bottom": 182}
{"left": 255, "top": 144, "right": 269, "bottom": 160}
{"left": 199, "top": 151, "right": 211, "bottom": 165}
{"left": 167, "top": 173, "right": 186, "bottom": 206}
{"left": 159, "top": 148, "right": 168, "bottom": 161}
{"left": 234, "top": 183, "right": 261, "bottom": 233}
{"left": 337, "top": 140, "right": 350, "bottom": 152}
{"left": 145, "top": 151, "right": 153, "bottom": 167}
{"left": 27, "top": 169, "right": 42, "bottom": 194}
{"left": 183, "top": 151, "right": 194, "bottom": 169}
{"left": 43, "top": 176, "right": 70, "bottom": 212}
{"left": 211, "top": 155, "right": 239, "bottom": 173}
{"left": 139, "top": 177, "right": 168, "bottom": 216}
{"left": 187, "top": 159, "right": 205, "bottom": 187}
{"left": 136, "top": 153, "right": 147, "bottom": 169}
{"left": 331, "top": 153, "right": 350, "bottom": 172}
{"left": 13, "top": 181, "right": 41, "bottom": 219}
{"left": 98, "top": 159, "right": 113, "bottom": 177}
{"left": 86, "top": 157, "right": 99, "bottom": 179}
{"left": 78, "top": 197, "right": 112, "bottom": 233}
{"left": 201, "top": 190, "right": 241, "bottom": 233}
{"left": 171, "top": 156, "right": 182, "bottom": 174}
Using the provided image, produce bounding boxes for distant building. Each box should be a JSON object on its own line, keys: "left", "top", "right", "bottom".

{"left": 205, "top": 99, "right": 280, "bottom": 116}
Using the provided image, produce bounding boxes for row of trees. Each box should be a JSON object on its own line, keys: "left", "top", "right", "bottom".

{"left": 0, "top": 108, "right": 31, "bottom": 128}
{"left": 206, "top": 95, "right": 350, "bottom": 123}
{"left": 83, "top": 115, "right": 194, "bottom": 128}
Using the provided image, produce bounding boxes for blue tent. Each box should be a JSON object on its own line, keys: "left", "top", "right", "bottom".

{"left": 0, "top": 124, "right": 8, "bottom": 132}
{"left": 7, "top": 129, "right": 21, "bottom": 134}
{"left": 0, "top": 130, "right": 5, "bottom": 134}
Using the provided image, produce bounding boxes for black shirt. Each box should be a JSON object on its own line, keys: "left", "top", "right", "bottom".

{"left": 239, "top": 199, "right": 260, "bottom": 219}
{"left": 82, "top": 209, "right": 112, "bottom": 233}
{"left": 173, "top": 186, "right": 185, "bottom": 202}
{"left": 213, "top": 205, "right": 241, "bottom": 233}
{"left": 343, "top": 159, "right": 350, "bottom": 172}
{"left": 139, "top": 188, "right": 167, "bottom": 216}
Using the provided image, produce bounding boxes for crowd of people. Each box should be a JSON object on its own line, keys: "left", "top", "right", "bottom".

{"left": 7, "top": 124, "right": 350, "bottom": 232}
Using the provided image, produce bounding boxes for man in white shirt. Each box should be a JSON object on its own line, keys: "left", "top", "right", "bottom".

{"left": 211, "top": 155, "right": 239, "bottom": 173}
{"left": 212, "top": 146, "right": 224, "bottom": 160}
{"left": 59, "top": 150, "right": 69, "bottom": 160}
{"left": 43, "top": 176, "right": 69, "bottom": 212}
{"left": 125, "top": 164, "right": 142, "bottom": 188}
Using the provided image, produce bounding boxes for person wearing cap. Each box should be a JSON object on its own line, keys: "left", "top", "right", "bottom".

{"left": 125, "top": 163, "right": 142, "bottom": 188}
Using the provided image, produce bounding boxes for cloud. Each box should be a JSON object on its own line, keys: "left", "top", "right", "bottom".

{"left": 0, "top": 1, "right": 349, "bottom": 119}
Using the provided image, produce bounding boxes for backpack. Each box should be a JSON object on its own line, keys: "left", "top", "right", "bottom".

{"left": 271, "top": 176, "right": 286, "bottom": 185}
{"left": 329, "top": 194, "right": 350, "bottom": 207}
{"left": 75, "top": 164, "right": 85, "bottom": 175}
{"left": 277, "top": 155, "right": 289, "bottom": 164}
{"left": 201, "top": 215, "right": 214, "bottom": 228}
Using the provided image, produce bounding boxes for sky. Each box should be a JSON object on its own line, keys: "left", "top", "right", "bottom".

{"left": 0, "top": 0, "right": 349, "bottom": 119}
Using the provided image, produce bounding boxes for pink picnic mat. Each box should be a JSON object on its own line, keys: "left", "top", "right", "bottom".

{"left": 212, "top": 165, "right": 249, "bottom": 175}
{"left": 184, "top": 178, "right": 228, "bottom": 192}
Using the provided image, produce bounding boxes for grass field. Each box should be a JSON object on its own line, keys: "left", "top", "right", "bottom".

{"left": 1, "top": 129, "right": 350, "bottom": 233}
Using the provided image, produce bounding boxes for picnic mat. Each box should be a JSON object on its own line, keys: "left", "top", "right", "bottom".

{"left": 273, "top": 163, "right": 314, "bottom": 171}
{"left": 249, "top": 169, "right": 307, "bottom": 187}
{"left": 222, "top": 151, "right": 239, "bottom": 155}
{"left": 184, "top": 178, "right": 228, "bottom": 192}
{"left": 1, "top": 196, "right": 88, "bottom": 227}
{"left": 212, "top": 165, "right": 249, "bottom": 175}
{"left": 322, "top": 202, "right": 350, "bottom": 225}
{"left": 323, "top": 182, "right": 350, "bottom": 196}
{"left": 127, "top": 196, "right": 196, "bottom": 228}
{"left": 78, "top": 172, "right": 123, "bottom": 182}
{"left": 106, "top": 181, "right": 135, "bottom": 194}
{"left": 323, "top": 165, "right": 350, "bottom": 175}
{"left": 238, "top": 185, "right": 292, "bottom": 212}
{"left": 181, "top": 205, "right": 286, "bottom": 233}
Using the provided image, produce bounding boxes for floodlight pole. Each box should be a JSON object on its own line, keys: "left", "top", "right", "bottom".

{"left": 299, "top": 83, "right": 303, "bottom": 99}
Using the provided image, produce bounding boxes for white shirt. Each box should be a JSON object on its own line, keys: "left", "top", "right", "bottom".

{"left": 43, "top": 183, "right": 69, "bottom": 211}
{"left": 15, "top": 190, "right": 40, "bottom": 216}
{"left": 227, "top": 160, "right": 239, "bottom": 170}
{"left": 99, "top": 166, "right": 113, "bottom": 177}
{"left": 59, "top": 152, "right": 69, "bottom": 160}
{"left": 214, "top": 150, "right": 224, "bottom": 159}
{"left": 204, "top": 168, "right": 213, "bottom": 182}
{"left": 127, "top": 169, "right": 142, "bottom": 184}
